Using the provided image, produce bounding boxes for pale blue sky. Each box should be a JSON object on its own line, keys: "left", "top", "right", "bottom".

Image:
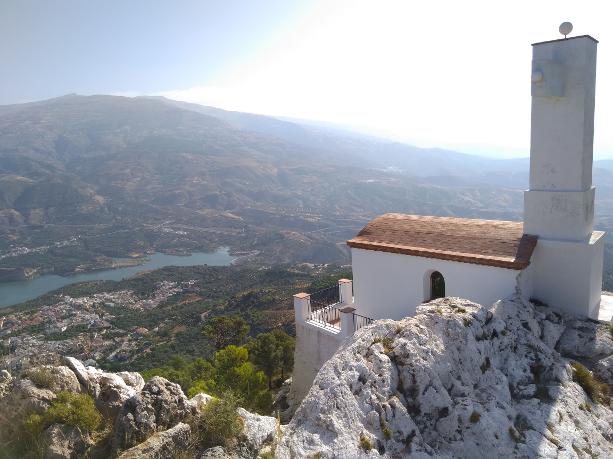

{"left": 1, "top": 0, "right": 612, "bottom": 158}
{"left": 0, "top": 0, "right": 311, "bottom": 103}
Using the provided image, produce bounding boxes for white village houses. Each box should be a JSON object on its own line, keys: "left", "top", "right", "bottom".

{"left": 291, "top": 30, "right": 612, "bottom": 402}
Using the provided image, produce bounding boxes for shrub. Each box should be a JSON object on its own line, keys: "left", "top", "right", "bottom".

{"left": 24, "top": 392, "right": 102, "bottom": 434}
{"left": 570, "top": 362, "right": 609, "bottom": 404}
{"left": 25, "top": 367, "right": 55, "bottom": 389}
{"left": 469, "top": 411, "right": 481, "bottom": 423}
{"left": 191, "top": 392, "right": 242, "bottom": 448}
{"left": 359, "top": 433, "right": 373, "bottom": 451}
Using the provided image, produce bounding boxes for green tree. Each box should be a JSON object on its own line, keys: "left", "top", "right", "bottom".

{"left": 272, "top": 329, "right": 295, "bottom": 380}
{"left": 203, "top": 315, "right": 250, "bottom": 350}
{"left": 211, "top": 345, "right": 270, "bottom": 412}
{"left": 213, "top": 345, "right": 250, "bottom": 389}
{"left": 248, "top": 332, "right": 281, "bottom": 389}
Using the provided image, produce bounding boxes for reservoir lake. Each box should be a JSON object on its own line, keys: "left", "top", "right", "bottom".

{"left": 0, "top": 248, "right": 235, "bottom": 308}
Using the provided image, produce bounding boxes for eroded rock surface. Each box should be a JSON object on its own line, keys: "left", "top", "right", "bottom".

{"left": 277, "top": 296, "right": 613, "bottom": 459}
{"left": 43, "top": 423, "right": 94, "bottom": 459}
{"left": 112, "top": 376, "right": 193, "bottom": 451}
{"left": 237, "top": 407, "right": 277, "bottom": 453}
{"left": 117, "top": 422, "right": 191, "bottom": 459}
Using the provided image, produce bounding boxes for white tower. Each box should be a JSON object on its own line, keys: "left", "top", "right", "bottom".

{"left": 525, "top": 30, "right": 605, "bottom": 318}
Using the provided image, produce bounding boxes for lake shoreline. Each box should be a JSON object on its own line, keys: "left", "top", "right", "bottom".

{"left": 0, "top": 249, "right": 235, "bottom": 309}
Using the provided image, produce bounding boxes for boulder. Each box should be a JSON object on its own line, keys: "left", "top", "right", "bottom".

{"left": 25, "top": 365, "right": 81, "bottom": 393}
{"left": 112, "top": 376, "right": 193, "bottom": 451}
{"left": 594, "top": 354, "right": 613, "bottom": 385}
{"left": 64, "top": 356, "right": 102, "bottom": 396}
{"left": 237, "top": 407, "right": 277, "bottom": 453}
{"left": 189, "top": 392, "right": 213, "bottom": 412}
{"left": 555, "top": 319, "right": 613, "bottom": 362}
{"left": 117, "top": 422, "right": 191, "bottom": 459}
{"left": 64, "top": 357, "right": 138, "bottom": 418}
{"left": 0, "top": 378, "right": 56, "bottom": 445}
{"left": 0, "top": 378, "right": 56, "bottom": 418}
{"left": 117, "top": 371, "right": 145, "bottom": 392}
{"left": 43, "top": 423, "right": 93, "bottom": 459}
{"left": 97, "top": 373, "right": 138, "bottom": 418}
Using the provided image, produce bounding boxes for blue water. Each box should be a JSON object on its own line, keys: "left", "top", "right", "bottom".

{"left": 0, "top": 248, "right": 234, "bottom": 308}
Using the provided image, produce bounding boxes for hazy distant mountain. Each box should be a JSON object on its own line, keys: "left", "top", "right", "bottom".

{"left": 2, "top": 94, "right": 612, "bottom": 276}
{"left": 145, "top": 96, "right": 532, "bottom": 182}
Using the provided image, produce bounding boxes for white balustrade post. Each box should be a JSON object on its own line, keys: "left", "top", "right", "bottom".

{"left": 338, "top": 279, "right": 353, "bottom": 305}
{"left": 293, "top": 293, "right": 310, "bottom": 324}
{"left": 340, "top": 306, "right": 356, "bottom": 338}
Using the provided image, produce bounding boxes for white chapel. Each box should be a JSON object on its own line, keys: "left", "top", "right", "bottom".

{"left": 291, "top": 29, "right": 609, "bottom": 402}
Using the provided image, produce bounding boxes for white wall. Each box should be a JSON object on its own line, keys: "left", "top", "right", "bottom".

{"left": 351, "top": 248, "right": 524, "bottom": 320}
{"left": 291, "top": 321, "right": 343, "bottom": 403}
{"left": 530, "top": 231, "right": 604, "bottom": 319}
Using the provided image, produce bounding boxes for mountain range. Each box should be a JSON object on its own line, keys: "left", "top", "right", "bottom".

{"left": 1, "top": 94, "right": 612, "bottom": 284}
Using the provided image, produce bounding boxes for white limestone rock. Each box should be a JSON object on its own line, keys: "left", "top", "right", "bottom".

{"left": 237, "top": 407, "right": 277, "bottom": 452}
{"left": 277, "top": 296, "right": 613, "bottom": 459}
{"left": 189, "top": 392, "right": 213, "bottom": 412}
{"left": 64, "top": 356, "right": 102, "bottom": 396}
{"left": 112, "top": 376, "right": 193, "bottom": 451}
{"left": 117, "top": 371, "right": 146, "bottom": 392}
{"left": 555, "top": 318, "right": 613, "bottom": 361}
{"left": 64, "top": 357, "right": 138, "bottom": 418}
{"left": 117, "top": 422, "right": 191, "bottom": 459}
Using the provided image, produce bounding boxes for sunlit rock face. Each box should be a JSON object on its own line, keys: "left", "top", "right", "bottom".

{"left": 277, "top": 296, "right": 613, "bottom": 459}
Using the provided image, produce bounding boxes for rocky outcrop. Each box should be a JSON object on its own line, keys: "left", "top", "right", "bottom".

{"left": 0, "top": 358, "right": 276, "bottom": 458}
{"left": 43, "top": 424, "right": 94, "bottom": 459}
{"left": 595, "top": 355, "right": 613, "bottom": 385}
{"left": 117, "top": 422, "right": 191, "bottom": 459}
{"left": 237, "top": 407, "right": 277, "bottom": 453}
{"left": 64, "top": 356, "right": 143, "bottom": 418}
{"left": 112, "top": 376, "right": 193, "bottom": 451}
{"left": 277, "top": 296, "right": 613, "bottom": 458}
{"left": 0, "top": 378, "right": 56, "bottom": 419}
{"left": 200, "top": 446, "right": 238, "bottom": 458}
{"left": 25, "top": 365, "right": 82, "bottom": 393}
{"left": 189, "top": 392, "right": 213, "bottom": 412}
{"left": 0, "top": 369, "right": 12, "bottom": 398}
{"left": 273, "top": 377, "right": 296, "bottom": 423}
{"left": 117, "top": 371, "right": 145, "bottom": 392}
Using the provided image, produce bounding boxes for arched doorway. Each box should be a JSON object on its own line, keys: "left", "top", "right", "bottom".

{"left": 430, "top": 271, "right": 445, "bottom": 300}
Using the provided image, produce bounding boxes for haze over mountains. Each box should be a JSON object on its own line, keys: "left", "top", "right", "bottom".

{"left": 1, "top": 94, "right": 613, "bottom": 281}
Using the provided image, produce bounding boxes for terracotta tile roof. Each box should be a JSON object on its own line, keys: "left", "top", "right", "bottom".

{"left": 347, "top": 213, "right": 538, "bottom": 270}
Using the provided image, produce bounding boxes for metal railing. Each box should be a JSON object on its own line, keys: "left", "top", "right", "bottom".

{"left": 309, "top": 285, "right": 340, "bottom": 310}
{"left": 352, "top": 312, "right": 374, "bottom": 332}
{"left": 307, "top": 285, "right": 341, "bottom": 329}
